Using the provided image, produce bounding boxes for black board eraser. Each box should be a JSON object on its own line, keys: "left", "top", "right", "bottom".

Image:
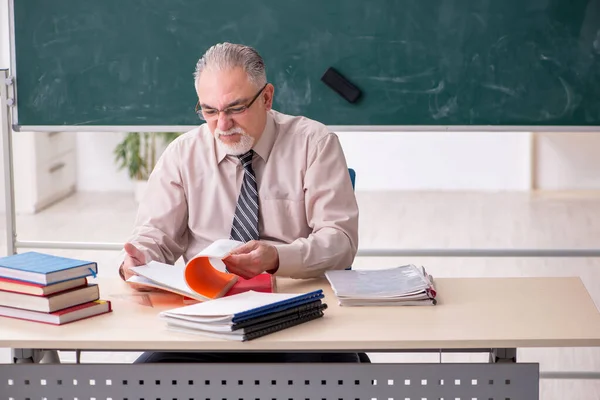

{"left": 320, "top": 67, "right": 361, "bottom": 103}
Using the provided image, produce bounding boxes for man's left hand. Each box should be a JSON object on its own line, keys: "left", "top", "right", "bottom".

{"left": 223, "top": 240, "right": 279, "bottom": 279}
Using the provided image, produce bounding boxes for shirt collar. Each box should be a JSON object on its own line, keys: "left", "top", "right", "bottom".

{"left": 252, "top": 111, "right": 276, "bottom": 163}
{"left": 215, "top": 111, "right": 276, "bottom": 164}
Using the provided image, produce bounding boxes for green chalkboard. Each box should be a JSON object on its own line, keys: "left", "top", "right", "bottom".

{"left": 11, "top": 0, "right": 600, "bottom": 127}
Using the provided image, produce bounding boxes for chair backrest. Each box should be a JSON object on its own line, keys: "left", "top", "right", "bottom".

{"left": 346, "top": 168, "right": 356, "bottom": 270}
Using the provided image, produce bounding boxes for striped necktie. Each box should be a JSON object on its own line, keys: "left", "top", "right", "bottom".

{"left": 230, "top": 150, "right": 260, "bottom": 242}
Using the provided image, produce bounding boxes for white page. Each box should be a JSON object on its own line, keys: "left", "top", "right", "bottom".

{"left": 325, "top": 265, "right": 431, "bottom": 298}
{"left": 125, "top": 275, "right": 207, "bottom": 301}
{"left": 160, "top": 291, "right": 305, "bottom": 318}
{"left": 129, "top": 262, "right": 205, "bottom": 299}
{"left": 337, "top": 290, "right": 432, "bottom": 300}
{"left": 196, "top": 238, "right": 243, "bottom": 257}
{"left": 161, "top": 315, "right": 235, "bottom": 332}
{"left": 339, "top": 299, "right": 435, "bottom": 307}
{"left": 192, "top": 239, "right": 243, "bottom": 272}
{"left": 159, "top": 312, "right": 235, "bottom": 324}
{"left": 167, "top": 325, "right": 244, "bottom": 341}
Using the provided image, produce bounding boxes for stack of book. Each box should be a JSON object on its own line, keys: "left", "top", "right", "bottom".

{"left": 159, "top": 290, "right": 327, "bottom": 341}
{"left": 325, "top": 264, "right": 437, "bottom": 306}
{"left": 0, "top": 252, "right": 112, "bottom": 325}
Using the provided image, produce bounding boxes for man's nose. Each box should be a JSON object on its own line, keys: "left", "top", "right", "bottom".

{"left": 217, "top": 112, "right": 233, "bottom": 131}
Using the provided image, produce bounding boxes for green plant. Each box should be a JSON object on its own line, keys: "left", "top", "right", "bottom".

{"left": 114, "top": 132, "right": 181, "bottom": 180}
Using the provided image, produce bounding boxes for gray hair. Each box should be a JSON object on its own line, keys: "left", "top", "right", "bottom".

{"left": 194, "top": 43, "right": 267, "bottom": 88}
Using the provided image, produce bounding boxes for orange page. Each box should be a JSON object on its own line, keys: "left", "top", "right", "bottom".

{"left": 183, "top": 239, "right": 242, "bottom": 298}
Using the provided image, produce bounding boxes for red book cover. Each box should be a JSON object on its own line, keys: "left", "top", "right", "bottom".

{"left": 0, "top": 300, "right": 112, "bottom": 325}
{"left": 0, "top": 276, "right": 88, "bottom": 296}
{"left": 182, "top": 275, "right": 275, "bottom": 304}
{"left": 225, "top": 273, "right": 275, "bottom": 296}
{"left": 0, "top": 276, "right": 42, "bottom": 287}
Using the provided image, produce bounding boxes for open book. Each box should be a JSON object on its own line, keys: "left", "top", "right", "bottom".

{"left": 128, "top": 239, "right": 274, "bottom": 302}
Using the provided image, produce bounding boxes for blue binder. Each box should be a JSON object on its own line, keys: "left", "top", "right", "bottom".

{"left": 231, "top": 289, "right": 324, "bottom": 323}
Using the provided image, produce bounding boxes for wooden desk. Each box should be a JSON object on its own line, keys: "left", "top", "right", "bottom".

{"left": 1, "top": 276, "right": 600, "bottom": 351}
{"left": 4, "top": 276, "right": 598, "bottom": 400}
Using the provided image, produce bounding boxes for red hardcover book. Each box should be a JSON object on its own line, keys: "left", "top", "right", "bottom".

{"left": 225, "top": 273, "right": 276, "bottom": 296}
{"left": 0, "top": 300, "right": 112, "bottom": 325}
{"left": 0, "top": 276, "right": 87, "bottom": 296}
{"left": 0, "top": 283, "right": 100, "bottom": 312}
{"left": 183, "top": 274, "right": 276, "bottom": 304}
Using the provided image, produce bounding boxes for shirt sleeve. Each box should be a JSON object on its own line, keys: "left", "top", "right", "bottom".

{"left": 274, "top": 132, "right": 359, "bottom": 278}
{"left": 125, "top": 139, "right": 189, "bottom": 265}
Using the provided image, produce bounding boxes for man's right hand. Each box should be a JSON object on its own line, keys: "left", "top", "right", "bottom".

{"left": 120, "top": 242, "right": 149, "bottom": 291}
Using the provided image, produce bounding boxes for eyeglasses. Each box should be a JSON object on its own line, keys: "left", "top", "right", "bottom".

{"left": 195, "top": 83, "right": 268, "bottom": 121}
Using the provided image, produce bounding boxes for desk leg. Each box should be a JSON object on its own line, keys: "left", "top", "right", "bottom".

{"left": 12, "top": 349, "right": 42, "bottom": 364}
{"left": 12, "top": 349, "right": 60, "bottom": 364}
{"left": 490, "top": 348, "right": 517, "bottom": 363}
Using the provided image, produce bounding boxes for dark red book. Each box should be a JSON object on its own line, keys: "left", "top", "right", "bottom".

{"left": 225, "top": 273, "right": 276, "bottom": 296}
{"left": 0, "top": 300, "right": 112, "bottom": 325}
{"left": 182, "top": 274, "right": 276, "bottom": 304}
{"left": 0, "top": 276, "right": 87, "bottom": 296}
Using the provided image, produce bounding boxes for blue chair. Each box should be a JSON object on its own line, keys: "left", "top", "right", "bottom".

{"left": 346, "top": 168, "right": 356, "bottom": 273}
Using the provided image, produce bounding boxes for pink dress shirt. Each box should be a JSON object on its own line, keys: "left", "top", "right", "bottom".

{"left": 126, "top": 110, "right": 359, "bottom": 278}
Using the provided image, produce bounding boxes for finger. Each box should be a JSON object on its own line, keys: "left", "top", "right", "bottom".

{"left": 121, "top": 262, "right": 137, "bottom": 280}
{"left": 224, "top": 251, "right": 265, "bottom": 280}
{"left": 228, "top": 240, "right": 260, "bottom": 255}
{"left": 223, "top": 256, "right": 252, "bottom": 278}
{"left": 124, "top": 242, "right": 146, "bottom": 264}
{"left": 224, "top": 264, "right": 256, "bottom": 280}
{"left": 224, "top": 252, "right": 257, "bottom": 269}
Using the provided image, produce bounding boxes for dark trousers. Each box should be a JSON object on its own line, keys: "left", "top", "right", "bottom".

{"left": 134, "top": 351, "right": 368, "bottom": 363}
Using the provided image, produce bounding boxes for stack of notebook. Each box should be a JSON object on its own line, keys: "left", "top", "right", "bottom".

{"left": 325, "top": 264, "right": 437, "bottom": 306}
{"left": 159, "top": 290, "right": 327, "bottom": 341}
{"left": 0, "top": 252, "right": 112, "bottom": 325}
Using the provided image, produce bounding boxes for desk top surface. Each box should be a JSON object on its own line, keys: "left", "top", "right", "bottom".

{"left": 1, "top": 276, "right": 600, "bottom": 351}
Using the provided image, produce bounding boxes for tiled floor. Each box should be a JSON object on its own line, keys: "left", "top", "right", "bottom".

{"left": 1, "top": 190, "right": 600, "bottom": 399}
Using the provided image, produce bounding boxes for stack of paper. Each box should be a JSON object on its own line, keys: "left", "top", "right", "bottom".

{"left": 160, "top": 290, "right": 327, "bottom": 341}
{"left": 325, "top": 265, "right": 437, "bottom": 306}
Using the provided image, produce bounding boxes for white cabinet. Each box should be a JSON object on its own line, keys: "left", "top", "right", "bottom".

{"left": 13, "top": 131, "right": 76, "bottom": 214}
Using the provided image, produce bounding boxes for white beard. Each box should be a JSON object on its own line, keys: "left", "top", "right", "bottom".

{"left": 214, "top": 127, "right": 255, "bottom": 156}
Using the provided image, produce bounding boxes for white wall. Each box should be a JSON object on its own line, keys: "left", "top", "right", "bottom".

{"left": 0, "top": 0, "right": 8, "bottom": 214}
{"left": 535, "top": 132, "right": 600, "bottom": 190}
{"left": 338, "top": 131, "right": 532, "bottom": 191}
{"left": 0, "top": 91, "right": 5, "bottom": 214}
{"left": 0, "top": 0, "right": 7, "bottom": 70}
{"left": 76, "top": 132, "right": 134, "bottom": 192}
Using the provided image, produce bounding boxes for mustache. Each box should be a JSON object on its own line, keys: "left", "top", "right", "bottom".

{"left": 215, "top": 127, "right": 247, "bottom": 136}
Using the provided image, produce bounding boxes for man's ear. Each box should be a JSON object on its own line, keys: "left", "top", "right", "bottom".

{"left": 263, "top": 83, "right": 274, "bottom": 111}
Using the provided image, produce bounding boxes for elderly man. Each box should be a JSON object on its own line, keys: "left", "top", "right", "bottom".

{"left": 121, "top": 42, "right": 360, "bottom": 363}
